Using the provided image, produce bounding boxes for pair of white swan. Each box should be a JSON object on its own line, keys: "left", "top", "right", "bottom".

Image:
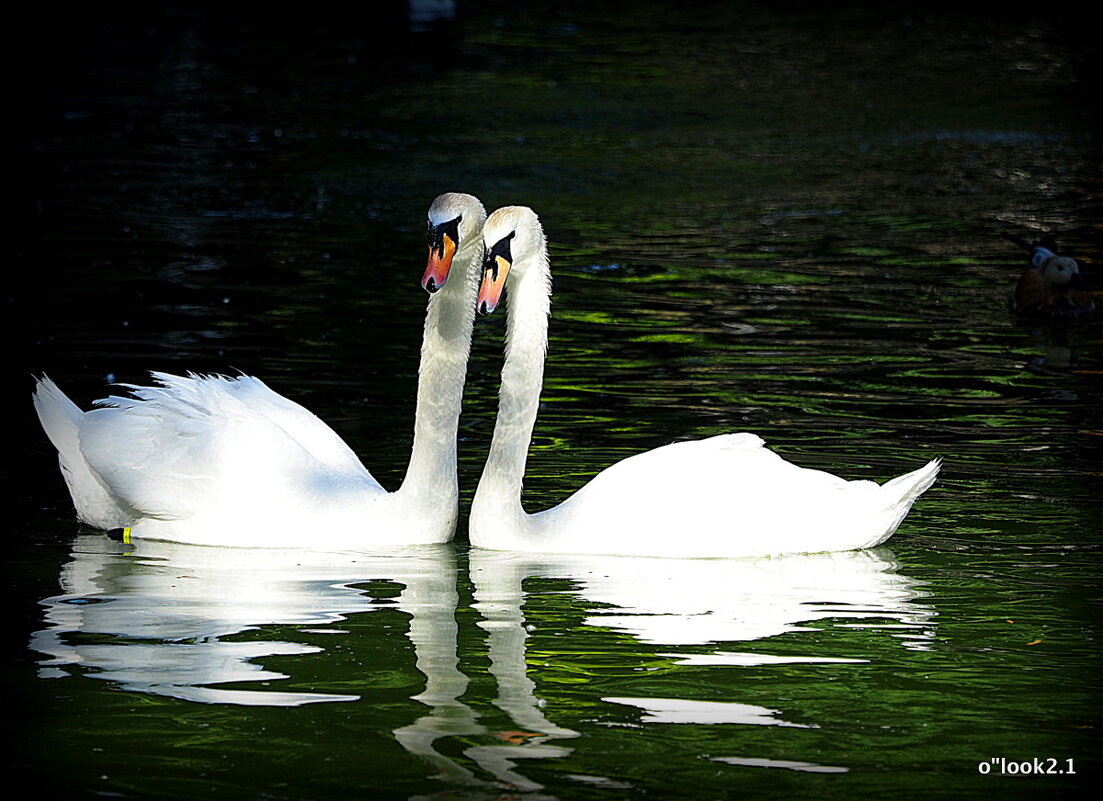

{"left": 34, "top": 194, "right": 939, "bottom": 556}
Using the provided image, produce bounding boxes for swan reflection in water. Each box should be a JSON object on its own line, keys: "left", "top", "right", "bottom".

{"left": 29, "top": 534, "right": 568, "bottom": 791}
{"left": 468, "top": 546, "right": 936, "bottom": 781}
{"left": 31, "top": 535, "right": 463, "bottom": 707}
{"left": 31, "top": 535, "right": 934, "bottom": 789}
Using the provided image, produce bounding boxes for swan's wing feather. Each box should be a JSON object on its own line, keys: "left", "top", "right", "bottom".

{"left": 79, "top": 373, "right": 383, "bottom": 520}
{"left": 80, "top": 386, "right": 222, "bottom": 520}
{"left": 174, "top": 373, "right": 377, "bottom": 479}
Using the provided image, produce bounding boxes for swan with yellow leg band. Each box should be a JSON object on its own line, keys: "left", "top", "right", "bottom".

{"left": 33, "top": 193, "right": 488, "bottom": 548}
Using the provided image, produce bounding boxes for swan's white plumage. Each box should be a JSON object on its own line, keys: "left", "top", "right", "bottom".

{"left": 34, "top": 192, "right": 487, "bottom": 547}
{"left": 469, "top": 206, "right": 940, "bottom": 558}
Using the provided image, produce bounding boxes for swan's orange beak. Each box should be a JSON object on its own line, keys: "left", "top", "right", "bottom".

{"left": 423, "top": 217, "right": 461, "bottom": 293}
{"left": 477, "top": 253, "right": 510, "bottom": 315}
{"left": 423, "top": 237, "right": 455, "bottom": 293}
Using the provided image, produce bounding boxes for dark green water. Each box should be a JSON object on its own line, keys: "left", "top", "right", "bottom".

{"left": 11, "top": 3, "right": 1100, "bottom": 798}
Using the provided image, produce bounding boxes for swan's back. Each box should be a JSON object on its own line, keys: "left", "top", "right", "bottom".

{"left": 528, "top": 433, "right": 939, "bottom": 558}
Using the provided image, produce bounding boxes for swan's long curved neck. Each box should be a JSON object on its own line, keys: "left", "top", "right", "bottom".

{"left": 471, "top": 243, "right": 551, "bottom": 539}
{"left": 398, "top": 243, "right": 481, "bottom": 508}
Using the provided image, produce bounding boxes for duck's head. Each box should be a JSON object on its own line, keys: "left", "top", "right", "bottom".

{"left": 477, "top": 206, "right": 544, "bottom": 315}
{"left": 1038, "top": 252, "right": 1086, "bottom": 290}
{"left": 423, "top": 192, "right": 487, "bottom": 293}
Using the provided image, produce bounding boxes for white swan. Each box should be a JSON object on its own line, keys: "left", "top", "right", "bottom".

{"left": 468, "top": 206, "right": 941, "bottom": 558}
{"left": 32, "top": 192, "right": 487, "bottom": 547}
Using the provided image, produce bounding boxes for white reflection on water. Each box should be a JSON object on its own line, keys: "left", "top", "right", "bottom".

{"left": 468, "top": 546, "right": 935, "bottom": 784}
{"left": 464, "top": 552, "right": 580, "bottom": 793}
{"left": 28, "top": 534, "right": 571, "bottom": 792}
{"left": 712, "top": 756, "right": 849, "bottom": 774}
{"left": 604, "top": 697, "right": 811, "bottom": 728}
{"left": 470, "top": 547, "right": 935, "bottom": 654}
{"left": 30, "top": 535, "right": 934, "bottom": 791}
{"left": 31, "top": 535, "right": 459, "bottom": 705}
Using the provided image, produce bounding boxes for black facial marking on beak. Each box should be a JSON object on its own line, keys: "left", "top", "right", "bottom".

{"left": 428, "top": 214, "right": 462, "bottom": 260}
{"left": 483, "top": 230, "right": 516, "bottom": 282}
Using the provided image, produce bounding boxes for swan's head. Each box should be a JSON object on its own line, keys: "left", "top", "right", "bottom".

{"left": 423, "top": 192, "right": 487, "bottom": 293}
{"left": 477, "top": 206, "right": 544, "bottom": 315}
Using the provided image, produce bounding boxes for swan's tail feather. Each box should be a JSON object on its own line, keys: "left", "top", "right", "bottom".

{"left": 882, "top": 457, "right": 941, "bottom": 499}
{"left": 33, "top": 376, "right": 130, "bottom": 530}
{"left": 866, "top": 457, "right": 941, "bottom": 548}
{"left": 32, "top": 376, "right": 83, "bottom": 455}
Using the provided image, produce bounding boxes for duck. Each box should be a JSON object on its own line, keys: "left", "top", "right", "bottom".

{"left": 1003, "top": 232, "right": 1094, "bottom": 319}
{"left": 462, "top": 206, "right": 940, "bottom": 558}
{"left": 32, "top": 192, "right": 487, "bottom": 547}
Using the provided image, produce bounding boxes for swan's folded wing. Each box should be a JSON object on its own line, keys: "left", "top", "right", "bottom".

{"left": 558, "top": 432, "right": 880, "bottom": 531}
{"left": 79, "top": 393, "right": 221, "bottom": 521}
{"left": 570, "top": 432, "right": 844, "bottom": 502}
{"left": 79, "top": 374, "right": 382, "bottom": 520}
{"left": 186, "top": 373, "right": 380, "bottom": 483}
